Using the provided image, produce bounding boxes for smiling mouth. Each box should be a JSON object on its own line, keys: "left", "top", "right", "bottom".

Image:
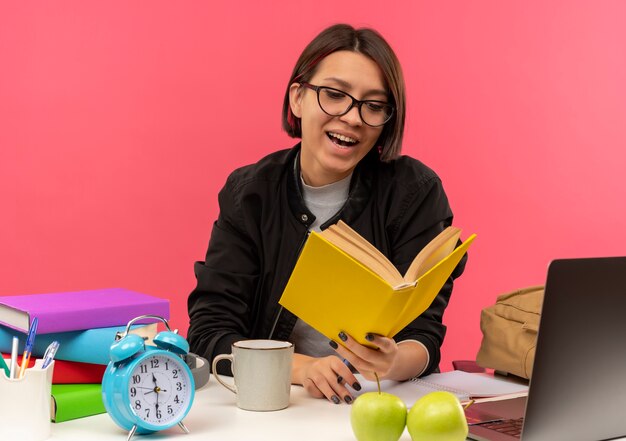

{"left": 327, "top": 131, "right": 359, "bottom": 147}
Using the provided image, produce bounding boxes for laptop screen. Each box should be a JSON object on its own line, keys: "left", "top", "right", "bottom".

{"left": 521, "top": 257, "right": 626, "bottom": 440}
{"left": 468, "top": 257, "right": 626, "bottom": 441}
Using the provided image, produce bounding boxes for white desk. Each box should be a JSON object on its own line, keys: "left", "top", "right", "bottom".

{"left": 50, "top": 379, "right": 360, "bottom": 441}
{"left": 48, "top": 377, "right": 626, "bottom": 441}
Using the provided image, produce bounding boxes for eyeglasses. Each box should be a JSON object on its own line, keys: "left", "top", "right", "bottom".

{"left": 301, "top": 82, "right": 394, "bottom": 127}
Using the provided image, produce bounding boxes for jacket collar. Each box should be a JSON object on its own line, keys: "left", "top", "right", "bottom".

{"left": 286, "top": 143, "right": 375, "bottom": 230}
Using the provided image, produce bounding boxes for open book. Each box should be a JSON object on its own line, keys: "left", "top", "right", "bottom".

{"left": 352, "top": 371, "right": 529, "bottom": 407}
{"left": 279, "top": 221, "right": 476, "bottom": 346}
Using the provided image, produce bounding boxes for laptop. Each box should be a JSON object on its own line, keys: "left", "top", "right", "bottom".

{"left": 466, "top": 257, "right": 626, "bottom": 441}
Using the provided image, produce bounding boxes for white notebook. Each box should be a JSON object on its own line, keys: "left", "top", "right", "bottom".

{"left": 351, "top": 370, "right": 529, "bottom": 407}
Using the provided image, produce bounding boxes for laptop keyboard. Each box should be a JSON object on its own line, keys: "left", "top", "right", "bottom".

{"left": 478, "top": 417, "right": 524, "bottom": 438}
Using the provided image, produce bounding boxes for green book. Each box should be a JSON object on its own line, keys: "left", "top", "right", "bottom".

{"left": 51, "top": 383, "right": 106, "bottom": 423}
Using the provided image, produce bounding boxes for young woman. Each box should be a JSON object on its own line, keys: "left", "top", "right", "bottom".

{"left": 187, "top": 24, "right": 467, "bottom": 405}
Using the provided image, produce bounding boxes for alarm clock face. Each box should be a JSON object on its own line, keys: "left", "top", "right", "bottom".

{"left": 127, "top": 353, "right": 193, "bottom": 427}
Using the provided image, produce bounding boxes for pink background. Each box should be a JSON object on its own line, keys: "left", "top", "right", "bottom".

{"left": 1, "top": 1, "right": 625, "bottom": 370}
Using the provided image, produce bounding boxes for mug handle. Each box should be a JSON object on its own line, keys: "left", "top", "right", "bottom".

{"left": 211, "top": 354, "right": 237, "bottom": 394}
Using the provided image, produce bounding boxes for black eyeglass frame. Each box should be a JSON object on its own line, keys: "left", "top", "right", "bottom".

{"left": 300, "top": 82, "right": 395, "bottom": 127}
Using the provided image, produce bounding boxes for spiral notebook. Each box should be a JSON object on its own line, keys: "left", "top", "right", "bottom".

{"left": 352, "top": 371, "right": 528, "bottom": 407}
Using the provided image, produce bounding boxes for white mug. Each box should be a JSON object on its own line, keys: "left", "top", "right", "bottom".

{"left": 212, "top": 340, "right": 293, "bottom": 411}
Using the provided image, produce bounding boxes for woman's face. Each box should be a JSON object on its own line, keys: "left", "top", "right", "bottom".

{"left": 290, "top": 51, "right": 387, "bottom": 187}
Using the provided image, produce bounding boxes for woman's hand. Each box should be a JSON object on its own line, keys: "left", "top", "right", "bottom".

{"left": 292, "top": 353, "right": 362, "bottom": 404}
{"left": 330, "top": 332, "right": 428, "bottom": 382}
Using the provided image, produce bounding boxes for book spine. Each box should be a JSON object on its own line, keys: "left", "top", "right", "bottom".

{"left": 2, "top": 354, "right": 106, "bottom": 384}
{"left": 51, "top": 384, "right": 106, "bottom": 422}
{"left": 51, "top": 360, "right": 106, "bottom": 384}
{"left": 0, "top": 324, "right": 155, "bottom": 365}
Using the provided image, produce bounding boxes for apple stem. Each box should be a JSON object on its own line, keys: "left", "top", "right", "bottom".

{"left": 374, "top": 372, "right": 381, "bottom": 394}
{"left": 463, "top": 399, "right": 475, "bottom": 410}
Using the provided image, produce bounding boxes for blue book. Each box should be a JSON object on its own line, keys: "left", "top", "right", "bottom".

{"left": 0, "top": 323, "right": 157, "bottom": 365}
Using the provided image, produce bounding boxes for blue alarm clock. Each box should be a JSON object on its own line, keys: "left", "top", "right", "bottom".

{"left": 102, "top": 315, "right": 195, "bottom": 441}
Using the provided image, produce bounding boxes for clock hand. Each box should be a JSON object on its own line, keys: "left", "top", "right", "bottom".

{"left": 143, "top": 373, "right": 169, "bottom": 396}
{"left": 143, "top": 387, "right": 167, "bottom": 395}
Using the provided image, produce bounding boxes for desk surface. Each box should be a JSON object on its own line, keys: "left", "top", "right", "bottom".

{"left": 50, "top": 379, "right": 360, "bottom": 441}
{"left": 49, "top": 377, "right": 626, "bottom": 441}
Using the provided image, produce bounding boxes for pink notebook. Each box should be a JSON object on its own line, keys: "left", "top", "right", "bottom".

{"left": 0, "top": 288, "right": 170, "bottom": 333}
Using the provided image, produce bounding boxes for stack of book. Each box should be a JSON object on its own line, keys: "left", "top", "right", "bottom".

{"left": 0, "top": 288, "right": 170, "bottom": 423}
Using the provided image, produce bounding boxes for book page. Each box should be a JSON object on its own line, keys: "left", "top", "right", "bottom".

{"left": 412, "top": 371, "right": 529, "bottom": 398}
{"left": 320, "top": 221, "right": 404, "bottom": 286}
{"left": 350, "top": 371, "right": 528, "bottom": 407}
{"left": 350, "top": 374, "right": 470, "bottom": 407}
{"left": 0, "top": 304, "right": 30, "bottom": 333}
{"left": 404, "top": 227, "right": 461, "bottom": 282}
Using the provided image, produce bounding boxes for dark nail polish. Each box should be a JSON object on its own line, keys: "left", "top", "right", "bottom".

{"left": 329, "top": 340, "right": 338, "bottom": 349}
{"left": 365, "top": 333, "right": 375, "bottom": 342}
{"left": 337, "top": 376, "right": 343, "bottom": 384}
{"left": 338, "top": 331, "right": 347, "bottom": 342}
{"left": 352, "top": 382, "right": 362, "bottom": 391}
{"left": 331, "top": 395, "right": 340, "bottom": 404}
{"left": 344, "top": 395, "right": 353, "bottom": 404}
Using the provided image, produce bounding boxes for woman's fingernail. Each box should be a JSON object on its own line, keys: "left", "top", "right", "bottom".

{"left": 352, "top": 382, "right": 362, "bottom": 391}
{"left": 338, "top": 331, "right": 347, "bottom": 342}
{"left": 344, "top": 395, "right": 353, "bottom": 404}
{"left": 329, "top": 340, "right": 338, "bottom": 349}
{"left": 365, "top": 333, "right": 375, "bottom": 342}
{"left": 337, "top": 376, "right": 343, "bottom": 384}
{"left": 331, "top": 395, "right": 340, "bottom": 404}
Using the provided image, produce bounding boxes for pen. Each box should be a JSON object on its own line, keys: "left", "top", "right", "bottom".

{"left": 18, "top": 317, "right": 38, "bottom": 379}
{"left": 9, "top": 336, "right": 19, "bottom": 379}
{"left": 41, "top": 341, "right": 60, "bottom": 369}
{"left": 0, "top": 353, "right": 10, "bottom": 378}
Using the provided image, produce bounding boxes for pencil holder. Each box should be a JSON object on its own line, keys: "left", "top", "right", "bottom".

{"left": 0, "top": 358, "right": 54, "bottom": 441}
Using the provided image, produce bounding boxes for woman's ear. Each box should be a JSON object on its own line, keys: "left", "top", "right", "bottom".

{"left": 289, "top": 83, "right": 303, "bottom": 118}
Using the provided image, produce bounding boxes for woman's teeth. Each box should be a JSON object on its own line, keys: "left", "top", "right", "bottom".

{"left": 327, "top": 132, "right": 358, "bottom": 147}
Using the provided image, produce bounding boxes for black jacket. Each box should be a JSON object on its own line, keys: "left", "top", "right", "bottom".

{"left": 187, "top": 144, "right": 467, "bottom": 375}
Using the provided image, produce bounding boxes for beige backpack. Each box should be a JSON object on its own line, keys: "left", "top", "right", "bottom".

{"left": 476, "top": 286, "right": 544, "bottom": 379}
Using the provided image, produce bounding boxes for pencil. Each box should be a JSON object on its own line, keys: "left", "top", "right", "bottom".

{"left": 9, "top": 336, "right": 19, "bottom": 379}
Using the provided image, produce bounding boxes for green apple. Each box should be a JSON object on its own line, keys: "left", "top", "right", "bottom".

{"left": 350, "top": 392, "right": 407, "bottom": 441}
{"left": 406, "top": 391, "right": 468, "bottom": 441}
